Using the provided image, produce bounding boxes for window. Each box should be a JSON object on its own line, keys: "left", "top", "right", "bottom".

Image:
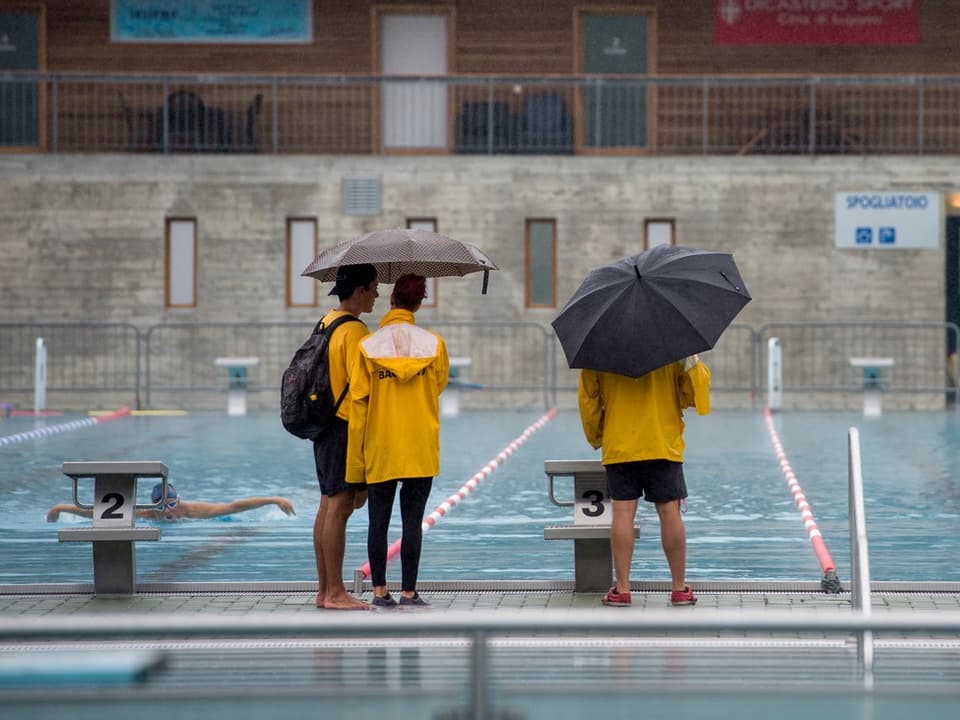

{"left": 526, "top": 219, "right": 556, "bottom": 308}
{"left": 406, "top": 217, "right": 438, "bottom": 308}
{"left": 287, "top": 218, "right": 318, "bottom": 307}
{"left": 165, "top": 218, "right": 196, "bottom": 308}
{"left": 644, "top": 218, "right": 675, "bottom": 249}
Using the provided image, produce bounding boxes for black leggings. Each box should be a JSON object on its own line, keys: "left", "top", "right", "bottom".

{"left": 366, "top": 477, "right": 433, "bottom": 591}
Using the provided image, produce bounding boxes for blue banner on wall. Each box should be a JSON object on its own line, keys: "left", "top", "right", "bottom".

{"left": 111, "top": 0, "right": 312, "bottom": 44}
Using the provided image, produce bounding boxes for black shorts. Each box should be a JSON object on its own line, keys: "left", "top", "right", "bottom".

{"left": 605, "top": 459, "right": 687, "bottom": 504}
{"left": 313, "top": 417, "right": 352, "bottom": 496}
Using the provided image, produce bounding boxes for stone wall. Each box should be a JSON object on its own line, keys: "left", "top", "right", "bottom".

{"left": 1, "top": 154, "right": 955, "bottom": 410}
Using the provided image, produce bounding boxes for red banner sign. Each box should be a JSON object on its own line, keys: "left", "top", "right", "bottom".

{"left": 715, "top": 0, "right": 920, "bottom": 46}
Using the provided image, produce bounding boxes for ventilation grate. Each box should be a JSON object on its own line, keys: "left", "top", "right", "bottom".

{"left": 342, "top": 176, "right": 382, "bottom": 216}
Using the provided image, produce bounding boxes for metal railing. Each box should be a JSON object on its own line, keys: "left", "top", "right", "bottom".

{"left": 757, "top": 321, "right": 960, "bottom": 409}
{"left": 143, "top": 321, "right": 311, "bottom": 410}
{"left": 1, "top": 321, "right": 958, "bottom": 411}
{"left": 848, "top": 426, "right": 874, "bottom": 676}
{"left": 424, "top": 321, "right": 555, "bottom": 410}
{"left": 3, "top": 608, "right": 960, "bottom": 719}
{"left": 0, "top": 323, "right": 141, "bottom": 411}
{"left": 3, "top": 72, "right": 960, "bottom": 155}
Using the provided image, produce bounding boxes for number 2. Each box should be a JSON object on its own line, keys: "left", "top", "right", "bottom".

{"left": 100, "top": 492, "right": 124, "bottom": 520}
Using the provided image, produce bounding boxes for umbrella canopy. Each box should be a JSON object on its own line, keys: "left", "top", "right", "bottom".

{"left": 302, "top": 228, "right": 499, "bottom": 292}
{"left": 552, "top": 245, "right": 751, "bottom": 378}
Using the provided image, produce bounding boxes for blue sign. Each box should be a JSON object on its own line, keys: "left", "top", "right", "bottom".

{"left": 878, "top": 226, "right": 896, "bottom": 245}
{"left": 855, "top": 227, "right": 873, "bottom": 245}
{"left": 111, "top": 0, "right": 312, "bottom": 43}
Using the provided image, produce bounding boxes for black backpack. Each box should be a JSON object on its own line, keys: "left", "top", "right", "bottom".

{"left": 280, "top": 314, "right": 362, "bottom": 440}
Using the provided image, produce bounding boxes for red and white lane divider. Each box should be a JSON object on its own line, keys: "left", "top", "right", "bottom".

{"left": 357, "top": 407, "right": 560, "bottom": 579}
{"left": 0, "top": 407, "right": 131, "bottom": 448}
{"left": 763, "top": 407, "right": 841, "bottom": 592}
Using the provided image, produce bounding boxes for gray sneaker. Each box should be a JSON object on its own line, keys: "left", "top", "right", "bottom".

{"left": 399, "top": 592, "right": 429, "bottom": 607}
{"left": 372, "top": 593, "right": 397, "bottom": 608}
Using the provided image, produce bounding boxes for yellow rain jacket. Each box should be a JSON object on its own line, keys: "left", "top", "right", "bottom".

{"left": 319, "top": 309, "right": 371, "bottom": 422}
{"left": 578, "top": 359, "right": 711, "bottom": 465}
{"left": 346, "top": 308, "right": 450, "bottom": 485}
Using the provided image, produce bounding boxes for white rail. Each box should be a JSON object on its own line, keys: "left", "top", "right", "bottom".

{"left": 848, "top": 426, "right": 874, "bottom": 677}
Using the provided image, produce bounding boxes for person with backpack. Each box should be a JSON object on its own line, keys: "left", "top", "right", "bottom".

{"left": 345, "top": 274, "right": 449, "bottom": 608}
{"left": 311, "top": 262, "right": 379, "bottom": 610}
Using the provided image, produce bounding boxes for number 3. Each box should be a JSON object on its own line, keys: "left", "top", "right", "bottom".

{"left": 581, "top": 489, "right": 605, "bottom": 518}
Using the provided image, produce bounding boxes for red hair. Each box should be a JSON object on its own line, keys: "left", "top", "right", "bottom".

{"left": 392, "top": 274, "right": 427, "bottom": 309}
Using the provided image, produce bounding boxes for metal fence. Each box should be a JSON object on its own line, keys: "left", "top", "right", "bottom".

{"left": 0, "top": 323, "right": 141, "bottom": 411}
{"left": 1, "top": 321, "right": 957, "bottom": 412}
{"left": 757, "top": 321, "right": 960, "bottom": 410}
{"left": 143, "top": 320, "right": 554, "bottom": 412}
{"left": 144, "top": 321, "right": 312, "bottom": 411}
{"left": 3, "top": 73, "right": 960, "bottom": 155}
{"left": 423, "top": 321, "right": 555, "bottom": 410}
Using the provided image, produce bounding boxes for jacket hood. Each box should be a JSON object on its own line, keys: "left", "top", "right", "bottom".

{"left": 361, "top": 308, "right": 439, "bottom": 382}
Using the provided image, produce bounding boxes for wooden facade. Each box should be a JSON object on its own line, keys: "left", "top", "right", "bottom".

{"left": 33, "top": 1, "right": 960, "bottom": 76}
{"left": 4, "top": 1, "right": 960, "bottom": 156}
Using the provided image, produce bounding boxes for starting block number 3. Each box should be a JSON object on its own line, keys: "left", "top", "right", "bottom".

{"left": 92, "top": 476, "right": 137, "bottom": 528}
{"left": 574, "top": 474, "right": 610, "bottom": 525}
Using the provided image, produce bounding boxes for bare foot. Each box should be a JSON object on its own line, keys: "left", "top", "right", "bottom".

{"left": 323, "top": 594, "right": 371, "bottom": 611}
{"left": 315, "top": 592, "right": 325, "bottom": 608}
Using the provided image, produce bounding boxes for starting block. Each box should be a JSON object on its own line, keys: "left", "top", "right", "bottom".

{"left": 441, "top": 356, "right": 473, "bottom": 417}
{"left": 57, "top": 461, "right": 167, "bottom": 596}
{"left": 543, "top": 459, "right": 639, "bottom": 593}
{"left": 849, "top": 357, "right": 894, "bottom": 417}
{"left": 215, "top": 356, "right": 259, "bottom": 416}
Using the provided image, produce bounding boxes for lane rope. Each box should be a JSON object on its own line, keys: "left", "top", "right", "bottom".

{"left": 0, "top": 407, "right": 132, "bottom": 448}
{"left": 357, "top": 407, "right": 559, "bottom": 579}
{"left": 763, "top": 406, "right": 841, "bottom": 593}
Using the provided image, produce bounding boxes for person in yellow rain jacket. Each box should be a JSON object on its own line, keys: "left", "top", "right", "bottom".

{"left": 346, "top": 274, "right": 449, "bottom": 608}
{"left": 578, "top": 355, "right": 710, "bottom": 608}
{"left": 313, "top": 263, "right": 379, "bottom": 611}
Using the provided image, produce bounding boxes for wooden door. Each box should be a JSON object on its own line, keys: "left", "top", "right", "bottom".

{"left": 0, "top": 3, "right": 45, "bottom": 151}
{"left": 576, "top": 8, "right": 654, "bottom": 153}
{"left": 377, "top": 11, "right": 451, "bottom": 152}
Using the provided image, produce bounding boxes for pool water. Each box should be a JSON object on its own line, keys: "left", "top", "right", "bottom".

{"left": 2, "top": 409, "right": 959, "bottom": 585}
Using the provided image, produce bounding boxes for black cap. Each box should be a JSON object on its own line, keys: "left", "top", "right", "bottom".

{"left": 328, "top": 263, "right": 377, "bottom": 296}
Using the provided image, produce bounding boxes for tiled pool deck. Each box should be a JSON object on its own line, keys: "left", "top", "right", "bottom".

{"left": 2, "top": 583, "right": 960, "bottom": 616}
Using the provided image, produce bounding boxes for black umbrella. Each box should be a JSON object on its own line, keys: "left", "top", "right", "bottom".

{"left": 552, "top": 245, "right": 751, "bottom": 378}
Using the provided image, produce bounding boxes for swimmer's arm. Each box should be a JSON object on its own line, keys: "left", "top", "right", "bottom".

{"left": 48, "top": 504, "right": 159, "bottom": 521}
{"left": 46, "top": 504, "right": 91, "bottom": 521}
{"left": 182, "top": 497, "right": 296, "bottom": 519}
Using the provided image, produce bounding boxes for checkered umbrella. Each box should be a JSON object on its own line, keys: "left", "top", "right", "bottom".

{"left": 302, "top": 228, "right": 499, "bottom": 293}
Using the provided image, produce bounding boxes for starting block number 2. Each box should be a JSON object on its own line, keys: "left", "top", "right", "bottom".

{"left": 92, "top": 476, "right": 137, "bottom": 528}
{"left": 574, "top": 475, "right": 610, "bottom": 525}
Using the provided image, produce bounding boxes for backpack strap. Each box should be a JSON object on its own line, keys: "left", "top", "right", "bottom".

{"left": 332, "top": 381, "right": 351, "bottom": 414}
{"left": 317, "top": 313, "right": 362, "bottom": 336}
{"left": 320, "top": 314, "right": 364, "bottom": 413}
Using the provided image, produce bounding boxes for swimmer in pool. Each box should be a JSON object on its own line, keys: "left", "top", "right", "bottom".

{"left": 46, "top": 483, "right": 296, "bottom": 522}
